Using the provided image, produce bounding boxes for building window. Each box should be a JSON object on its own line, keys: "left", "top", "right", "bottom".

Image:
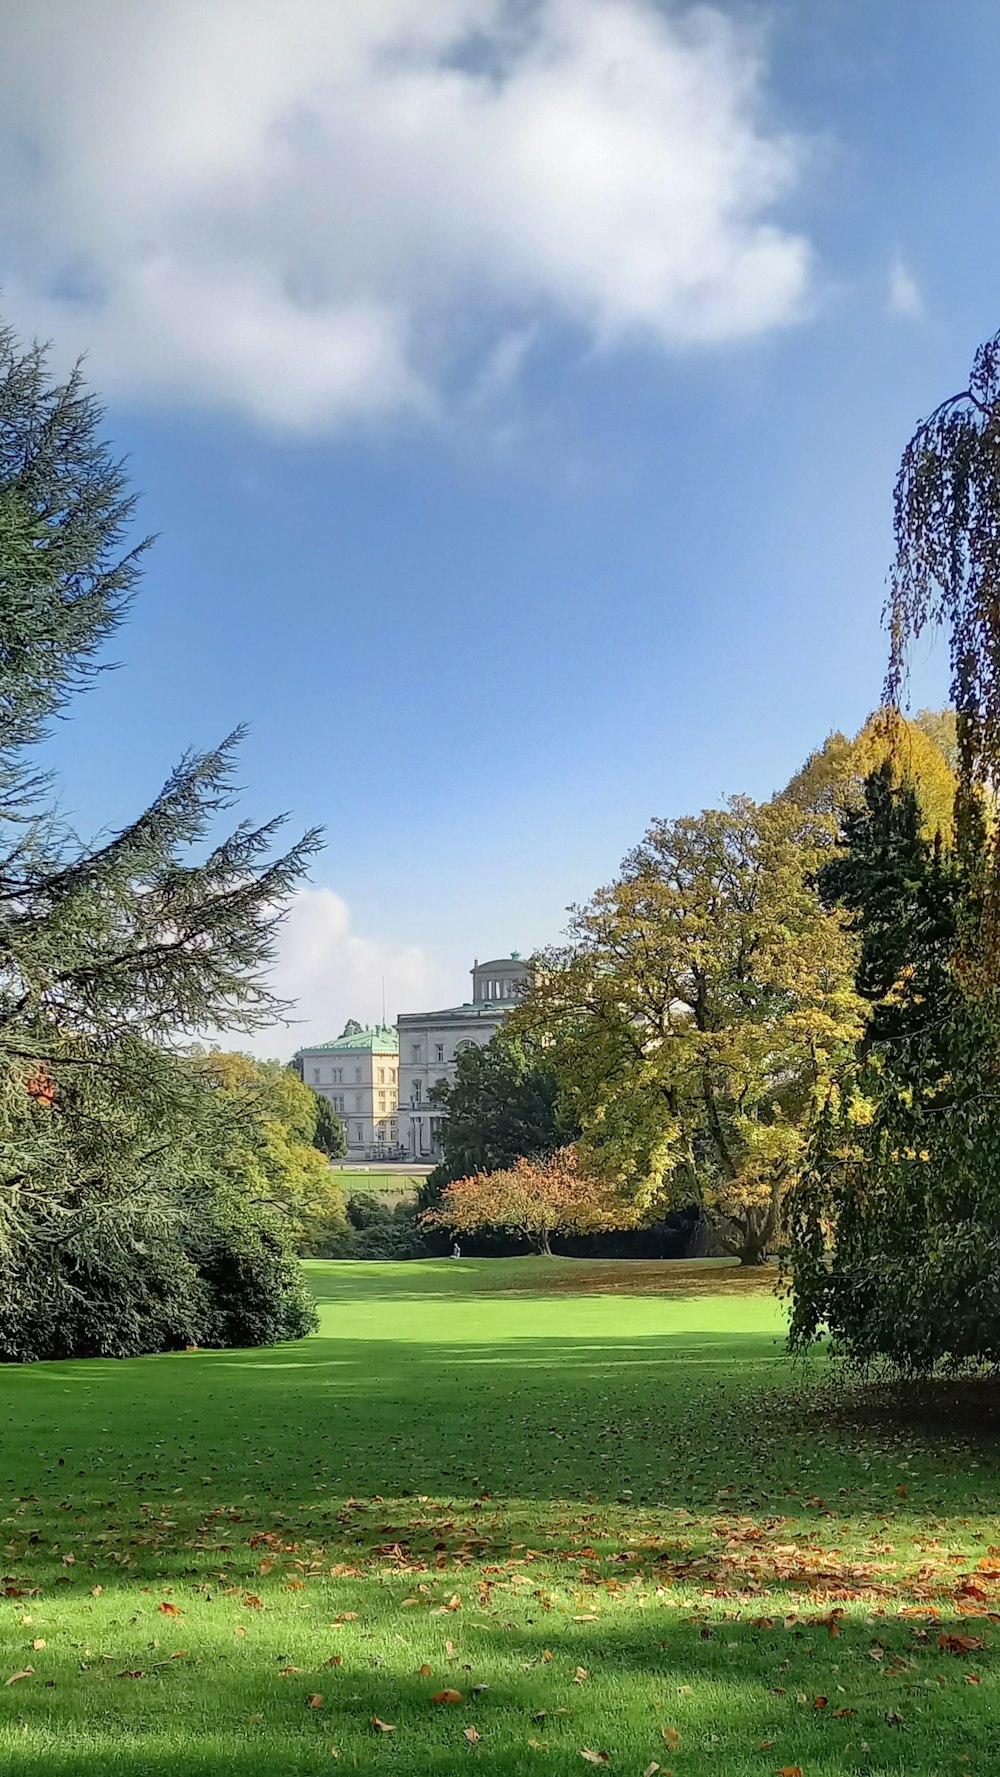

{"left": 435, "top": 1043, "right": 445, "bottom": 1062}
{"left": 312, "top": 1068, "right": 320, "bottom": 1083}
{"left": 332, "top": 1068, "right": 342, "bottom": 1084}
{"left": 378, "top": 1067, "right": 385, "bottom": 1084}
{"left": 411, "top": 1043, "right": 421, "bottom": 1062}
{"left": 413, "top": 1080, "right": 422, "bottom": 1105}
{"left": 355, "top": 1094, "right": 363, "bottom": 1112}
{"left": 355, "top": 1067, "right": 362, "bottom": 1082}
{"left": 354, "top": 1125, "right": 363, "bottom": 1143}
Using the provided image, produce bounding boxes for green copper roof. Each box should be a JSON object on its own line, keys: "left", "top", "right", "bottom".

{"left": 296, "top": 1024, "right": 399, "bottom": 1056}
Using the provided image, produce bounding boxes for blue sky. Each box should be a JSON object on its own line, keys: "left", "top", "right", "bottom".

{"left": 0, "top": 0, "right": 990, "bottom": 1048}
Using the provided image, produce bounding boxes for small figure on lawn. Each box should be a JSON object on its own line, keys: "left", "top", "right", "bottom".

{"left": 451, "top": 1242, "right": 461, "bottom": 1260}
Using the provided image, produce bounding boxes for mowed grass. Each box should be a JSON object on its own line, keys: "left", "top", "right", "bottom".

{"left": 331, "top": 1169, "right": 425, "bottom": 1204}
{"left": 1, "top": 1259, "right": 998, "bottom": 1776}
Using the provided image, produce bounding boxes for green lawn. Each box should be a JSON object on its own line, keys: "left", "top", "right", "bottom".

{"left": 1, "top": 1258, "right": 997, "bottom": 1775}
{"left": 331, "top": 1168, "right": 426, "bottom": 1203}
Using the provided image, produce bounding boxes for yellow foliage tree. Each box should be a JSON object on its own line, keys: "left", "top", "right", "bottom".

{"left": 782, "top": 708, "right": 957, "bottom": 838}
{"left": 202, "top": 1052, "right": 348, "bottom": 1254}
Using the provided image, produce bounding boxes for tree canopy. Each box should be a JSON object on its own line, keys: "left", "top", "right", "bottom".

{"left": 0, "top": 320, "right": 320, "bottom": 1358}
{"left": 514, "top": 794, "right": 860, "bottom": 1263}
{"left": 423, "top": 1148, "right": 624, "bottom": 1256}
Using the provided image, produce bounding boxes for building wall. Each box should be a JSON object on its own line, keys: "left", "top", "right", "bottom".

{"left": 298, "top": 1044, "right": 399, "bottom": 1154}
{"left": 395, "top": 957, "right": 531, "bottom": 1161}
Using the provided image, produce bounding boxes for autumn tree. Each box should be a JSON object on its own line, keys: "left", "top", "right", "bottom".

{"left": 203, "top": 1054, "right": 349, "bottom": 1255}
{"left": 514, "top": 796, "right": 860, "bottom": 1264}
{"left": 782, "top": 709, "right": 957, "bottom": 839}
{"left": 423, "top": 1147, "right": 623, "bottom": 1256}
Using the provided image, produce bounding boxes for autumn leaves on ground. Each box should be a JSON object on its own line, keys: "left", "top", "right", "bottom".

{"left": 2, "top": 1259, "right": 997, "bottom": 1776}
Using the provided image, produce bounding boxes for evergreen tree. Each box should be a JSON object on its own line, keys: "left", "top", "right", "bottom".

{"left": 0, "top": 322, "right": 320, "bottom": 1357}
{"left": 787, "top": 770, "right": 1000, "bottom": 1371}
{"left": 312, "top": 1090, "right": 348, "bottom": 1158}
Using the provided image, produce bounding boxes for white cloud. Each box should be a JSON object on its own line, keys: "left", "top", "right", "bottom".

{"left": 887, "top": 256, "right": 923, "bottom": 321}
{"left": 234, "top": 887, "right": 445, "bottom": 1060}
{"left": 0, "top": 0, "right": 811, "bottom": 430}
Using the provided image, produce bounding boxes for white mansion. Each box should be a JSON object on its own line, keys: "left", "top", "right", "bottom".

{"left": 295, "top": 953, "right": 531, "bottom": 1162}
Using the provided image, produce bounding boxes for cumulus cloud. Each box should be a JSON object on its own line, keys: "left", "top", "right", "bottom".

{"left": 236, "top": 887, "right": 444, "bottom": 1060}
{"left": 0, "top": 0, "right": 811, "bottom": 429}
{"left": 887, "top": 256, "right": 923, "bottom": 321}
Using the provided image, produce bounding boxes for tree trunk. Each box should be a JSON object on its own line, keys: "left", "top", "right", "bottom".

{"left": 536, "top": 1230, "right": 553, "bottom": 1256}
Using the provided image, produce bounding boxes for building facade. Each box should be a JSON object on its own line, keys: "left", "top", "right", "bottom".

{"left": 295, "top": 1022, "right": 399, "bottom": 1157}
{"left": 395, "top": 955, "right": 531, "bottom": 1162}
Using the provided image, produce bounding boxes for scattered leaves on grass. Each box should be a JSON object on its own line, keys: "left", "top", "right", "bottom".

{"left": 372, "top": 1716, "right": 396, "bottom": 1732}
{"left": 580, "top": 1751, "right": 610, "bottom": 1765}
{"left": 661, "top": 1727, "right": 681, "bottom": 1749}
{"left": 464, "top": 1725, "right": 481, "bottom": 1743}
{"left": 242, "top": 1593, "right": 263, "bottom": 1609}
{"left": 938, "top": 1632, "right": 985, "bottom": 1654}
{"left": 432, "top": 1689, "right": 463, "bottom": 1704}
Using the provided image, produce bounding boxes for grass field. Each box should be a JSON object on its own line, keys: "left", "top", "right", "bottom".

{"left": 1, "top": 1258, "right": 998, "bottom": 1775}
{"left": 330, "top": 1169, "right": 426, "bottom": 1204}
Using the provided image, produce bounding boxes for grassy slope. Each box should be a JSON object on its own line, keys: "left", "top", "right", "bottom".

{"left": 0, "top": 1258, "right": 996, "bottom": 1775}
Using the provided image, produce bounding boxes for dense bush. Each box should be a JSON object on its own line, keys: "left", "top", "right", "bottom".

{"left": 319, "top": 1199, "right": 430, "bottom": 1260}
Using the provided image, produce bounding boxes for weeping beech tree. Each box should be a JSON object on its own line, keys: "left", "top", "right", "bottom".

{"left": 0, "top": 322, "right": 320, "bottom": 1358}
{"left": 788, "top": 331, "right": 1000, "bottom": 1371}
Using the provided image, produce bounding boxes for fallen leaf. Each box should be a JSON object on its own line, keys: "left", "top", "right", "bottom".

{"left": 774, "top": 1768, "right": 803, "bottom": 1777}
{"left": 464, "top": 1725, "right": 481, "bottom": 1743}
{"left": 158, "top": 1602, "right": 181, "bottom": 1616}
{"left": 661, "top": 1728, "right": 681, "bottom": 1749}
{"left": 116, "top": 1669, "right": 145, "bottom": 1680}
{"left": 5, "top": 1669, "right": 33, "bottom": 1685}
{"left": 242, "top": 1594, "right": 263, "bottom": 1609}
{"left": 334, "top": 1612, "right": 358, "bottom": 1624}
{"left": 965, "top": 1674, "right": 982, "bottom": 1685}
{"left": 574, "top": 1667, "right": 589, "bottom": 1683}
{"left": 813, "top": 1696, "right": 828, "bottom": 1709}
{"left": 938, "top": 1633, "right": 985, "bottom": 1655}
{"left": 896, "top": 1483, "right": 908, "bottom": 1497}
{"left": 31, "top": 1639, "right": 46, "bottom": 1651}
{"left": 832, "top": 1708, "right": 856, "bottom": 1719}
{"left": 643, "top": 1766, "right": 661, "bottom": 1777}
{"left": 580, "top": 1752, "right": 609, "bottom": 1766}
{"left": 433, "top": 1689, "right": 463, "bottom": 1705}
{"left": 90, "top": 1585, "right": 103, "bottom": 1597}
{"left": 372, "top": 1716, "right": 396, "bottom": 1732}
{"left": 308, "top": 1694, "right": 324, "bottom": 1709}
{"left": 324, "top": 1654, "right": 343, "bottom": 1668}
